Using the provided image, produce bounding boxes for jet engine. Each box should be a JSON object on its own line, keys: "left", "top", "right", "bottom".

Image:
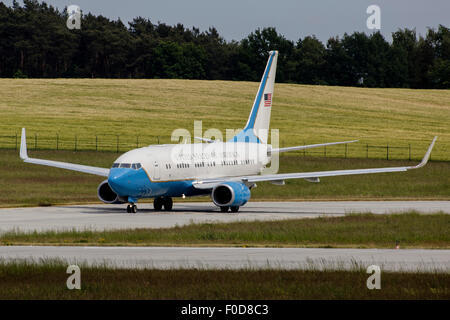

{"left": 211, "top": 182, "right": 251, "bottom": 207}
{"left": 97, "top": 180, "right": 127, "bottom": 204}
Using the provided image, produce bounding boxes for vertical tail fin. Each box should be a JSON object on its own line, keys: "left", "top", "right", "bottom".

{"left": 231, "top": 50, "right": 278, "bottom": 144}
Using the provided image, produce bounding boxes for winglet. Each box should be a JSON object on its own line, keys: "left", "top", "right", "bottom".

{"left": 409, "top": 136, "right": 437, "bottom": 169}
{"left": 20, "top": 128, "right": 28, "bottom": 160}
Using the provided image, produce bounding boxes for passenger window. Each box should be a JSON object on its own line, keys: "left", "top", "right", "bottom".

{"left": 112, "top": 163, "right": 119, "bottom": 168}
{"left": 120, "top": 163, "right": 131, "bottom": 168}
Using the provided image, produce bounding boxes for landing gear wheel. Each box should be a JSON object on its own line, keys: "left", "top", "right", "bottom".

{"left": 127, "top": 204, "right": 137, "bottom": 213}
{"left": 163, "top": 197, "right": 173, "bottom": 211}
{"left": 153, "top": 197, "right": 163, "bottom": 211}
{"left": 230, "top": 206, "right": 239, "bottom": 213}
{"left": 220, "top": 206, "right": 230, "bottom": 213}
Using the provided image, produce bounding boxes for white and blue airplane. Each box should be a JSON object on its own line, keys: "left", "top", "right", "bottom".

{"left": 19, "top": 51, "right": 437, "bottom": 213}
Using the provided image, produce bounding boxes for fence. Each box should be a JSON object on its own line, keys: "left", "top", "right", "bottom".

{"left": 285, "top": 141, "right": 416, "bottom": 161}
{"left": 0, "top": 133, "right": 446, "bottom": 161}
{"left": 276, "top": 140, "right": 444, "bottom": 161}
{"left": 0, "top": 133, "right": 175, "bottom": 153}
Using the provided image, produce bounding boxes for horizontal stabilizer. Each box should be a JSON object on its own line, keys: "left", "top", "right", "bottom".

{"left": 271, "top": 140, "right": 358, "bottom": 154}
{"left": 194, "top": 137, "right": 216, "bottom": 143}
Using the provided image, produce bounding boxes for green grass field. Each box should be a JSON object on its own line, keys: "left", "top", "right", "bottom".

{"left": 0, "top": 150, "right": 449, "bottom": 207}
{"left": 2, "top": 213, "right": 449, "bottom": 248}
{"left": 0, "top": 261, "right": 448, "bottom": 299}
{"left": 0, "top": 79, "right": 449, "bottom": 159}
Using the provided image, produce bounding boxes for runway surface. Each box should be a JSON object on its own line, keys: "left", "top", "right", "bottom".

{"left": 0, "top": 201, "right": 449, "bottom": 233}
{"left": 1, "top": 246, "right": 448, "bottom": 272}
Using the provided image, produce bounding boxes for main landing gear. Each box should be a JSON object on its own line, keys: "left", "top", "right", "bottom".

{"left": 153, "top": 197, "right": 173, "bottom": 211}
{"left": 220, "top": 206, "right": 239, "bottom": 213}
{"left": 127, "top": 204, "right": 137, "bottom": 213}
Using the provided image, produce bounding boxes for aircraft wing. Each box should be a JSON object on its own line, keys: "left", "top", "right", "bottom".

{"left": 20, "top": 128, "right": 110, "bottom": 177}
{"left": 193, "top": 137, "right": 437, "bottom": 189}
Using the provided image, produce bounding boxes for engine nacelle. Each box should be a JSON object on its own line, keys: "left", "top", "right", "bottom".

{"left": 211, "top": 182, "right": 251, "bottom": 207}
{"left": 97, "top": 180, "right": 127, "bottom": 204}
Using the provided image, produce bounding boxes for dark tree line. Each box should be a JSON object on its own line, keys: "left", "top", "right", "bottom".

{"left": 1, "top": 0, "right": 449, "bottom": 88}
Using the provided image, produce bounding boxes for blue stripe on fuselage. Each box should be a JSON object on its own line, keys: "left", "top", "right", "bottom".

{"left": 108, "top": 168, "right": 209, "bottom": 201}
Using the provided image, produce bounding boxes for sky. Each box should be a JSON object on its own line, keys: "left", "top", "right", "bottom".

{"left": 2, "top": 0, "right": 450, "bottom": 43}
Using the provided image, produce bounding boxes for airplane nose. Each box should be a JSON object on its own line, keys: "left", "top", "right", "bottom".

{"left": 108, "top": 168, "right": 135, "bottom": 196}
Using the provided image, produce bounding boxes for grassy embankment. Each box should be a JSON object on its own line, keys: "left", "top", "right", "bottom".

{"left": 0, "top": 150, "right": 449, "bottom": 207}
{"left": 0, "top": 260, "right": 448, "bottom": 299}
{"left": 0, "top": 79, "right": 449, "bottom": 159}
{"left": 1, "top": 213, "right": 449, "bottom": 248}
{"left": 0, "top": 79, "right": 448, "bottom": 206}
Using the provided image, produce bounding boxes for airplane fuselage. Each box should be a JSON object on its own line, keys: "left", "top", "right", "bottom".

{"left": 107, "top": 142, "right": 270, "bottom": 200}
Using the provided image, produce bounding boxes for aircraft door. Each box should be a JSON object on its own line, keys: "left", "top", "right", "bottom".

{"left": 153, "top": 161, "right": 160, "bottom": 180}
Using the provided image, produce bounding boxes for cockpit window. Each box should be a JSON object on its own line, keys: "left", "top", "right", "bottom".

{"left": 114, "top": 163, "right": 142, "bottom": 169}
{"left": 132, "top": 163, "right": 142, "bottom": 169}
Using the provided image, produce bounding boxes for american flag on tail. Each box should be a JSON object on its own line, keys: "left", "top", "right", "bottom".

{"left": 264, "top": 93, "right": 272, "bottom": 107}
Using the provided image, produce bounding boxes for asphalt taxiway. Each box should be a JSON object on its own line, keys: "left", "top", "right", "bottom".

{"left": 0, "top": 201, "right": 449, "bottom": 234}
{"left": 1, "top": 201, "right": 449, "bottom": 272}
{"left": 0, "top": 246, "right": 448, "bottom": 272}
